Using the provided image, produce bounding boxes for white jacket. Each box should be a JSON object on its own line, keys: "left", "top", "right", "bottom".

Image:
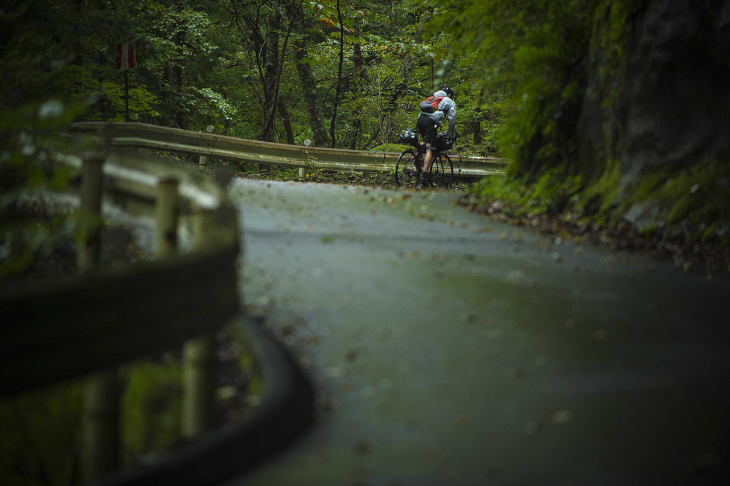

{"left": 420, "top": 90, "right": 457, "bottom": 137}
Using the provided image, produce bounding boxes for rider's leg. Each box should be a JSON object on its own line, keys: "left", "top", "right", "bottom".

{"left": 422, "top": 121, "right": 437, "bottom": 173}
{"left": 418, "top": 145, "right": 433, "bottom": 186}
{"left": 417, "top": 143, "right": 427, "bottom": 169}
{"left": 423, "top": 145, "right": 433, "bottom": 172}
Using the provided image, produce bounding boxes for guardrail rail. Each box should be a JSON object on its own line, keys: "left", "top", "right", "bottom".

{"left": 70, "top": 122, "right": 507, "bottom": 178}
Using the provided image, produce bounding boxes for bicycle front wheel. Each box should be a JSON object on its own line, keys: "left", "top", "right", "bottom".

{"left": 395, "top": 150, "right": 418, "bottom": 186}
{"left": 429, "top": 153, "right": 453, "bottom": 188}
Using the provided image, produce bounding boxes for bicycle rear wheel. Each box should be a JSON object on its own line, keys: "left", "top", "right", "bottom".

{"left": 429, "top": 153, "right": 453, "bottom": 188}
{"left": 395, "top": 150, "right": 418, "bottom": 186}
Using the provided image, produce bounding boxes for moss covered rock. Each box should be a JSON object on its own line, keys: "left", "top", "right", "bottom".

{"left": 578, "top": 0, "right": 730, "bottom": 222}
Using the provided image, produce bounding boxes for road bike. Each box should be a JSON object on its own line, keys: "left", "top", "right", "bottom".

{"left": 394, "top": 130, "right": 454, "bottom": 188}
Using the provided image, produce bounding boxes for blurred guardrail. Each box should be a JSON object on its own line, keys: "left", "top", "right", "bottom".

{"left": 0, "top": 139, "right": 313, "bottom": 485}
{"left": 70, "top": 122, "right": 507, "bottom": 178}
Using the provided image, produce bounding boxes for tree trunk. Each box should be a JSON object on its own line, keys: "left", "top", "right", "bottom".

{"left": 278, "top": 98, "right": 295, "bottom": 144}
{"left": 290, "top": 5, "right": 328, "bottom": 147}
{"left": 349, "top": 40, "right": 364, "bottom": 150}
{"left": 260, "top": 17, "right": 280, "bottom": 142}
{"left": 329, "top": 0, "right": 345, "bottom": 148}
{"left": 473, "top": 88, "right": 484, "bottom": 145}
{"left": 172, "top": 30, "right": 185, "bottom": 129}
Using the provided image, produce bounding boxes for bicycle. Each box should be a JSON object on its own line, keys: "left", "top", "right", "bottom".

{"left": 394, "top": 130, "right": 454, "bottom": 188}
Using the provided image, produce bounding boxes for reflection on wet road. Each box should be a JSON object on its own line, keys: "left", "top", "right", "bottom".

{"left": 226, "top": 178, "right": 730, "bottom": 486}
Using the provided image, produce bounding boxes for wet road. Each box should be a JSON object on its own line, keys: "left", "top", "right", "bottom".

{"left": 225, "top": 178, "right": 730, "bottom": 486}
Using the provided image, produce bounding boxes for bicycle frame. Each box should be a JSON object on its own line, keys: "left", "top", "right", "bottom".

{"left": 394, "top": 136, "right": 453, "bottom": 188}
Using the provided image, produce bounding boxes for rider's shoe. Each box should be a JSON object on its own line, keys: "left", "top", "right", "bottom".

{"left": 418, "top": 172, "right": 430, "bottom": 188}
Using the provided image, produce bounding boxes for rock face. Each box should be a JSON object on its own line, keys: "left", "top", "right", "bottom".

{"left": 578, "top": 0, "right": 730, "bottom": 193}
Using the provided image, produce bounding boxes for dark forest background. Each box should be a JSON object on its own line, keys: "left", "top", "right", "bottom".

{"left": 2, "top": 0, "right": 729, "bottom": 270}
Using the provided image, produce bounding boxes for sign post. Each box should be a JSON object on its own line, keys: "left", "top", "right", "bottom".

{"left": 115, "top": 43, "right": 136, "bottom": 122}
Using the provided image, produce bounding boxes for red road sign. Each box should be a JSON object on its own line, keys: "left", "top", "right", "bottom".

{"left": 115, "top": 43, "right": 135, "bottom": 70}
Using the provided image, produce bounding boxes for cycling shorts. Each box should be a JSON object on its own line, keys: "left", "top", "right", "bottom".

{"left": 416, "top": 114, "right": 438, "bottom": 145}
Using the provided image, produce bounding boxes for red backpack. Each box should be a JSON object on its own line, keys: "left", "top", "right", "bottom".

{"left": 419, "top": 95, "right": 444, "bottom": 113}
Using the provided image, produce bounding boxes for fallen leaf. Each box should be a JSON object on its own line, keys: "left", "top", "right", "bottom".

{"left": 279, "top": 325, "right": 296, "bottom": 337}
{"left": 354, "top": 441, "right": 371, "bottom": 455}
{"left": 508, "top": 368, "right": 524, "bottom": 379}
{"left": 302, "top": 335, "right": 319, "bottom": 346}
{"left": 376, "top": 328, "right": 391, "bottom": 341}
{"left": 524, "top": 421, "right": 542, "bottom": 435}
{"left": 594, "top": 329, "right": 608, "bottom": 339}
{"left": 549, "top": 410, "right": 572, "bottom": 424}
{"left": 454, "top": 414, "right": 470, "bottom": 427}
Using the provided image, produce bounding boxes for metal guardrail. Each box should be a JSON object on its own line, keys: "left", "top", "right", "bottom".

{"left": 0, "top": 142, "right": 313, "bottom": 485}
{"left": 100, "top": 315, "right": 314, "bottom": 486}
{"left": 70, "top": 122, "right": 507, "bottom": 178}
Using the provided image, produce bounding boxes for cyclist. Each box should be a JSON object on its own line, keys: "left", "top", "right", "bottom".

{"left": 416, "top": 86, "right": 456, "bottom": 185}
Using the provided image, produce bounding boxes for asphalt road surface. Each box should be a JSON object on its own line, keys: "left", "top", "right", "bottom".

{"left": 224, "top": 178, "right": 730, "bottom": 486}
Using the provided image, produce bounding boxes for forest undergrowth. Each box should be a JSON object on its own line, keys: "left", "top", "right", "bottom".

{"left": 459, "top": 172, "right": 730, "bottom": 277}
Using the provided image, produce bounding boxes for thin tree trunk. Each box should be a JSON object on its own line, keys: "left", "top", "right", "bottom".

{"left": 261, "top": 17, "right": 280, "bottom": 142}
{"left": 295, "top": 58, "right": 329, "bottom": 147}
{"left": 414, "top": 12, "right": 434, "bottom": 91}
{"left": 260, "top": 1, "right": 304, "bottom": 143}
{"left": 278, "top": 98, "right": 295, "bottom": 144}
{"left": 171, "top": 29, "right": 186, "bottom": 129}
{"left": 474, "top": 88, "right": 484, "bottom": 145}
{"left": 350, "top": 40, "right": 364, "bottom": 150}
{"left": 289, "top": 4, "right": 328, "bottom": 146}
{"left": 329, "top": 0, "right": 345, "bottom": 148}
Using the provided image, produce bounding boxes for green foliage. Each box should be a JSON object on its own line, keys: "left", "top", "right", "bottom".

{"left": 423, "top": 0, "right": 646, "bottom": 177}
{"left": 0, "top": 362, "right": 185, "bottom": 486}
{"left": 0, "top": 384, "right": 83, "bottom": 486}
{"left": 229, "top": 325, "right": 263, "bottom": 398}
{"left": 121, "top": 361, "right": 182, "bottom": 464}
{"left": 624, "top": 160, "right": 730, "bottom": 236}
{"left": 188, "top": 87, "right": 236, "bottom": 123}
{"left": 469, "top": 166, "right": 583, "bottom": 217}
{"left": 0, "top": 100, "right": 88, "bottom": 280}
{"left": 371, "top": 143, "right": 411, "bottom": 153}
{"left": 578, "top": 157, "right": 621, "bottom": 215}
{"left": 1, "top": 0, "right": 501, "bottom": 150}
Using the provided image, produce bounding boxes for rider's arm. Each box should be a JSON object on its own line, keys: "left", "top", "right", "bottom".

{"left": 446, "top": 104, "right": 456, "bottom": 138}
{"left": 438, "top": 98, "right": 457, "bottom": 138}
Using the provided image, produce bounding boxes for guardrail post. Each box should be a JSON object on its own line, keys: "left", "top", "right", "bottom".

{"left": 182, "top": 208, "right": 217, "bottom": 439}
{"left": 82, "top": 370, "right": 120, "bottom": 481}
{"left": 155, "top": 177, "right": 179, "bottom": 258}
{"left": 200, "top": 126, "right": 213, "bottom": 168}
{"left": 79, "top": 152, "right": 121, "bottom": 482}
{"left": 78, "top": 152, "right": 104, "bottom": 273}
